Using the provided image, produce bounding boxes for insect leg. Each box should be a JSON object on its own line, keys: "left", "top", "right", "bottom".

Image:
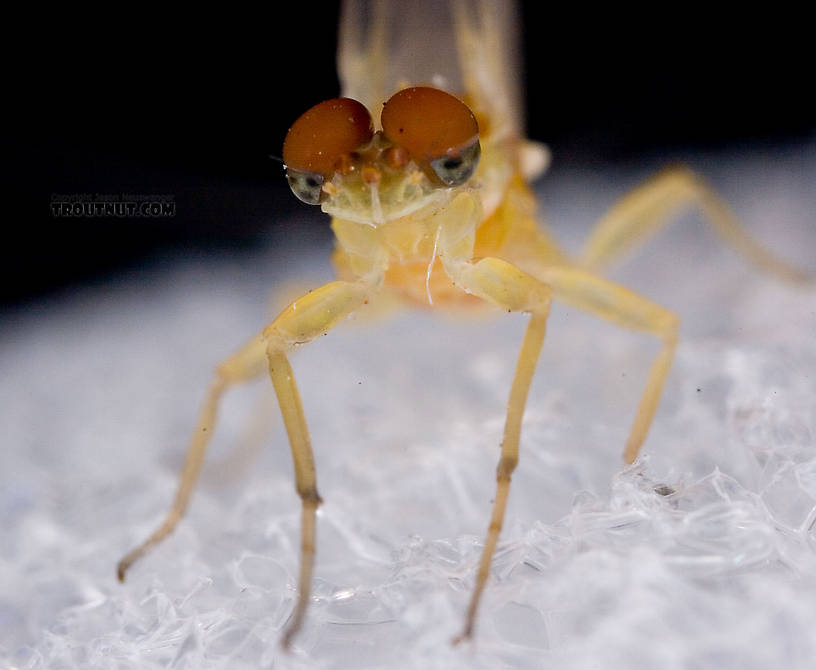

{"left": 441, "top": 255, "right": 552, "bottom": 643}
{"left": 579, "top": 165, "right": 812, "bottom": 284}
{"left": 537, "top": 265, "right": 679, "bottom": 463}
{"left": 261, "top": 279, "right": 379, "bottom": 649}
{"left": 117, "top": 333, "right": 269, "bottom": 581}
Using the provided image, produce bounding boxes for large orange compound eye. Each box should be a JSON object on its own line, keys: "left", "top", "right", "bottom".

{"left": 282, "top": 97, "right": 374, "bottom": 204}
{"left": 381, "top": 87, "right": 480, "bottom": 187}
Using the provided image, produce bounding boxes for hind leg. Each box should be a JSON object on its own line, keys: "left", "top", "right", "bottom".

{"left": 580, "top": 165, "right": 811, "bottom": 284}
{"left": 117, "top": 333, "right": 268, "bottom": 581}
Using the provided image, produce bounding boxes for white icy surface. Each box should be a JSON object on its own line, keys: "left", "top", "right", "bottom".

{"left": 2, "top": 145, "right": 816, "bottom": 669}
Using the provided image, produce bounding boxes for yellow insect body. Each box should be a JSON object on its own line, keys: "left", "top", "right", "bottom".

{"left": 117, "top": 0, "right": 811, "bottom": 650}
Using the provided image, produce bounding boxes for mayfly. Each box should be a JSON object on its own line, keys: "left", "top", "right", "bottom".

{"left": 117, "top": 0, "right": 810, "bottom": 649}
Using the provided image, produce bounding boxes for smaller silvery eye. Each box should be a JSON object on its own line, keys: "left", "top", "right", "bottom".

{"left": 286, "top": 169, "right": 325, "bottom": 205}
{"left": 430, "top": 140, "right": 481, "bottom": 187}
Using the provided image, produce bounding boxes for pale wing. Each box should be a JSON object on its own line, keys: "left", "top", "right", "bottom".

{"left": 338, "top": 0, "right": 524, "bottom": 140}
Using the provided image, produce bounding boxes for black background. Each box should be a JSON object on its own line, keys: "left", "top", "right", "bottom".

{"left": 8, "top": 3, "right": 813, "bottom": 307}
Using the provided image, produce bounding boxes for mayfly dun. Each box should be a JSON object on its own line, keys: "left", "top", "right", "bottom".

{"left": 117, "top": 0, "right": 811, "bottom": 649}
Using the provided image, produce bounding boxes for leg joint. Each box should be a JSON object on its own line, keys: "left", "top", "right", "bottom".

{"left": 264, "top": 334, "right": 286, "bottom": 358}
{"left": 496, "top": 454, "right": 518, "bottom": 481}
{"left": 297, "top": 486, "right": 323, "bottom": 506}
{"left": 660, "top": 313, "right": 680, "bottom": 342}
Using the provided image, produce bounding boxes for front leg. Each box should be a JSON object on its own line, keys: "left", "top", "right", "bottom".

{"left": 117, "top": 275, "right": 380, "bottom": 651}
{"left": 434, "top": 192, "right": 553, "bottom": 640}
{"left": 446, "top": 257, "right": 552, "bottom": 644}
{"left": 261, "top": 278, "right": 381, "bottom": 648}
